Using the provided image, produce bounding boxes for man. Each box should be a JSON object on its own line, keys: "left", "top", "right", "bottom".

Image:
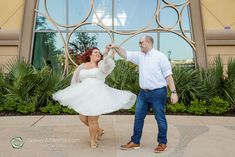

{"left": 109, "top": 35, "right": 178, "bottom": 153}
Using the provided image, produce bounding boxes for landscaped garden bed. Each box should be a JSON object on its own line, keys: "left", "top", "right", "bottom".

{"left": 0, "top": 56, "right": 235, "bottom": 116}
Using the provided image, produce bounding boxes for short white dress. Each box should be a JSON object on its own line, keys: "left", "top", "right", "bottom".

{"left": 52, "top": 56, "right": 136, "bottom": 116}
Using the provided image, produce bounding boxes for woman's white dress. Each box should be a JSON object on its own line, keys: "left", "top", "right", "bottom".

{"left": 52, "top": 56, "right": 136, "bottom": 116}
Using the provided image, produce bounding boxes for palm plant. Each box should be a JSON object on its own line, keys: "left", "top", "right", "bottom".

{"left": 224, "top": 58, "right": 235, "bottom": 108}
{"left": 197, "top": 55, "right": 224, "bottom": 100}
{"left": 5, "top": 58, "right": 37, "bottom": 101}
{"left": 0, "top": 68, "right": 5, "bottom": 111}
{"left": 3, "top": 58, "right": 72, "bottom": 113}
{"left": 172, "top": 66, "right": 202, "bottom": 105}
{"left": 34, "top": 66, "right": 72, "bottom": 108}
{"left": 0, "top": 68, "right": 5, "bottom": 95}
{"left": 3, "top": 58, "right": 38, "bottom": 112}
{"left": 106, "top": 60, "right": 140, "bottom": 94}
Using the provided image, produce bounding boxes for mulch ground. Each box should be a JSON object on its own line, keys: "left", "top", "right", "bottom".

{"left": 1, "top": 110, "right": 235, "bottom": 117}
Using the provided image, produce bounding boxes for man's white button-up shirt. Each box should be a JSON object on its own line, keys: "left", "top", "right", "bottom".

{"left": 126, "top": 48, "right": 172, "bottom": 90}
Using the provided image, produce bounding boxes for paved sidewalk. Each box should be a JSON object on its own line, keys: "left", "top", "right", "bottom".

{"left": 0, "top": 115, "right": 235, "bottom": 157}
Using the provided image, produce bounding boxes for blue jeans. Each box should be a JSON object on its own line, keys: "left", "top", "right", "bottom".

{"left": 131, "top": 87, "right": 168, "bottom": 144}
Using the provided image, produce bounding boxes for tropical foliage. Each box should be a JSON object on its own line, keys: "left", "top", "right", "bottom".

{"left": 188, "top": 99, "right": 207, "bottom": 115}
{"left": 69, "top": 32, "right": 98, "bottom": 54}
{"left": 0, "top": 55, "right": 235, "bottom": 115}
{"left": 172, "top": 66, "right": 201, "bottom": 106}
{"left": 106, "top": 60, "right": 140, "bottom": 94}
{"left": 1, "top": 58, "right": 73, "bottom": 114}
{"left": 224, "top": 58, "right": 235, "bottom": 109}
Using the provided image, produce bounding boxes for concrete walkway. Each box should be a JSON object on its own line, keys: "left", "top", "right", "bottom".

{"left": 0, "top": 115, "right": 235, "bottom": 157}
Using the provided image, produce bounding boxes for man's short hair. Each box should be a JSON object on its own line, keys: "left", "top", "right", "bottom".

{"left": 145, "top": 35, "right": 154, "bottom": 45}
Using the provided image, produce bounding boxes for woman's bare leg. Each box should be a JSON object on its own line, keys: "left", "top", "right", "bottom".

{"left": 79, "top": 115, "right": 88, "bottom": 126}
{"left": 88, "top": 116, "right": 99, "bottom": 148}
{"left": 80, "top": 114, "right": 104, "bottom": 139}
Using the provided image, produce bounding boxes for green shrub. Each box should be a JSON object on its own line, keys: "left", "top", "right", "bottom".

{"left": 0, "top": 69, "right": 6, "bottom": 105}
{"left": 128, "top": 104, "right": 136, "bottom": 113}
{"left": 167, "top": 102, "right": 187, "bottom": 113}
{"left": 39, "top": 106, "right": 48, "bottom": 113}
{"left": 207, "top": 97, "right": 230, "bottom": 115}
{"left": 188, "top": 99, "right": 207, "bottom": 115}
{"left": 17, "top": 101, "right": 36, "bottom": 114}
{"left": 224, "top": 58, "right": 235, "bottom": 108}
{"left": 224, "top": 79, "right": 235, "bottom": 108}
{"left": 0, "top": 103, "right": 4, "bottom": 112}
{"left": 62, "top": 106, "right": 77, "bottom": 114}
{"left": 39, "top": 102, "right": 62, "bottom": 115}
{"left": 4, "top": 97, "right": 18, "bottom": 111}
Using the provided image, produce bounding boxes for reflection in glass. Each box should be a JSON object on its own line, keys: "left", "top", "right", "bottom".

{"left": 114, "top": 0, "right": 158, "bottom": 30}
{"left": 68, "top": 24, "right": 113, "bottom": 53}
{"left": 159, "top": 0, "right": 191, "bottom": 31}
{"left": 180, "top": 5, "right": 191, "bottom": 31}
{"left": 68, "top": 32, "right": 112, "bottom": 63}
{"left": 33, "top": 0, "right": 195, "bottom": 69}
{"left": 69, "top": 32, "right": 112, "bottom": 53}
{"left": 164, "top": 0, "right": 187, "bottom": 5}
{"left": 69, "top": 32, "right": 98, "bottom": 54}
{"left": 160, "top": 32, "right": 194, "bottom": 63}
{"left": 36, "top": 0, "right": 66, "bottom": 30}
{"left": 92, "top": 0, "right": 112, "bottom": 27}
{"left": 72, "top": 13, "right": 107, "bottom": 31}
{"left": 159, "top": 6, "right": 179, "bottom": 29}
{"left": 68, "top": 0, "right": 91, "bottom": 25}
{"left": 32, "top": 32, "right": 64, "bottom": 70}
{"left": 35, "top": 16, "right": 53, "bottom": 30}
{"left": 45, "top": 0, "right": 66, "bottom": 25}
{"left": 114, "top": 33, "right": 158, "bottom": 59}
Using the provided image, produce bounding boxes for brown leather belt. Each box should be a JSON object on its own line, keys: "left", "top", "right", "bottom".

{"left": 142, "top": 89, "right": 154, "bottom": 92}
{"left": 142, "top": 87, "right": 166, "bottom": 92}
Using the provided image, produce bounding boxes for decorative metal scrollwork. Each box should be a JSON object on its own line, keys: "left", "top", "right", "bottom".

{"left": 35, "top": 0, "right": 195, "bottom": 74}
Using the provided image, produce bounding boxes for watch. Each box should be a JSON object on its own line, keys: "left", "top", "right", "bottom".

{"left": 171, "top": 90, "right": 177, "bottom": 94}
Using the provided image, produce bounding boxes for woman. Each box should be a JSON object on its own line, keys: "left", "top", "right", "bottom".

{"left": 53, "top": 46, "right": 136, "bottom": 148}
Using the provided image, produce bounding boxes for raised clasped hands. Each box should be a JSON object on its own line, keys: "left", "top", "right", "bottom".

{"left": 105, "top": 44, "right": 117, "bottom": 58}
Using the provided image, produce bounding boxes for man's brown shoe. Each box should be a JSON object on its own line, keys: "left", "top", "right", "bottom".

{"left": 120, "top": 141, "right": 140, "bottom": 150}
{"left": 154, "top": 144, "right": 167, "bottom": 153}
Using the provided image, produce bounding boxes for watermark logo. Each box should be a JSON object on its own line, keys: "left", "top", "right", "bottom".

{"left": 11, "top": 137, "right": 24, "bottom": 149}
{"left": 10, "top": 137, "right": 80, "bottom": 149}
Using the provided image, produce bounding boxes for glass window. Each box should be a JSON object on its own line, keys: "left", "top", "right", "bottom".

{"left": 158, "top": 6, "right": 179, "bottom": 29}
{"left": 160, "top": 32, "right": 194, "bottom": 61}
{"left": 32, "top": 32, "right": 64, "bottom": 70}
{"left": 69, "top": 12, "right": 109, "bottom": 31}
{"left": 114, "top": 0, "right": 158, "bottom": 30}
{"left": 45, "top": 0, "right": 66, "bottom": 26}
{"left": 181, "top": 5, "right": 191, "bottom": 31}
{"left": 164, "top": 0, "right": 188, "bottom": 5}
{"left": 68, "top": 32, "right": 112, "bottom": 54}
{"left": 36, "top": 0, "right": 67, "bottom": 30}
{"left": 92, "top": 0, "right": 113, "bottom": 29}
{"left": 158, "top": 0, "right": 191, "bottom": 31}
{"left": 68, "top": 0, "right": 92, "bottom": 26}
{"left": 114, "top": 33, "right": 158, "bottom": 52}
{"left": 32, "top": 0, "right": 194, "bottom": 69}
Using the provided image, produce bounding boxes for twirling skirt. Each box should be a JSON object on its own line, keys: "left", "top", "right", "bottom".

{"left": 53, "top": 78, "right": 136, "bottom": 116}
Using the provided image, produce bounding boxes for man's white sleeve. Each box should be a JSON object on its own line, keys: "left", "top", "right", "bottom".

{"left": 126, "top": 51, "right": 139, "bottom": 65}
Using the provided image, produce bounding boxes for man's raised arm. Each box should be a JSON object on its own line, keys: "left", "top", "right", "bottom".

{"left": 109, "top": 44, "right": 127, "bottom": 59}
